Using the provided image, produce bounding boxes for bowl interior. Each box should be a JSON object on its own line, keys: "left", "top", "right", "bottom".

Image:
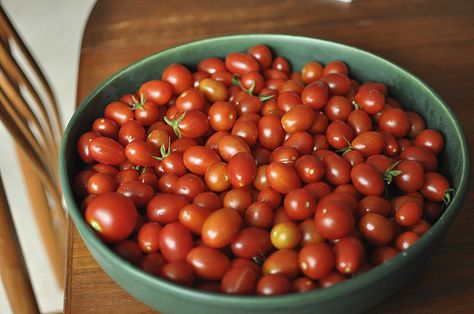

{"left": 60, "top": 34, "right": 470, "bottom": 312}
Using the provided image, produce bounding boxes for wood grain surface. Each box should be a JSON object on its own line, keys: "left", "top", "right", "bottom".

{"left": 67, "top": 0, "right": 474, "bottom": 313}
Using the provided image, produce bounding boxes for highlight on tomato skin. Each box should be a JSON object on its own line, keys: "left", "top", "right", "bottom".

{"left": 75, "top": 44, "right": 452, "bottom": 296}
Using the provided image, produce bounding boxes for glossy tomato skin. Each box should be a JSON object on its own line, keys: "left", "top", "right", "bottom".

{"left": 256, "top": 274, "right": 291, "bottom": 296}
{"left": 400, "top": 146, "right": 438, "bottom": 171}
{"left": 231, "top": 227, "right": 272, "bottom": 259}
{"left": 351, "top": 163, "right": 385, "bottom": 196}
{"left": 320, "top": 151, "right": 351, "bottom": 186}
{"left": 159, "top": 222, "right": 193, "bottom": 262}
{"left": 113, "top": 240, "right": 144, "bottom": 265}
{"left": 420, "top": 172, "right": 450, "bottom": 202}
{"left": 174, "top": 173, "right": 206, "bottom": 201}
{"left": 266, "top": 161, "right": 302, "bottom": 194}
{"left": 89, "top": 137, "right": 127, "bottom": 165}
{"left": 105, "top": 101, "right": 134, "bottom": 126}
{"left": 315, "top": 201, "right": 355, "bottom": 240}
{"left": 218, "top": 135, "right": 251, "bottom": 162}
{"left": 295, "top": 155, "right": 324, "bottom": 183}
{"left": 202, "top": 208, "right": 242, "bottom": 248}
{"left": 258, "top": 114, "right": 285, "bottom": 150}
{"left": 137, "top": 222, "right": 162, "bottom": 253}
{"left": 378, "top": 108, "right": 410, "bottom": 138}
{"left": 359, "top": 213, "right": 393, "bottom": 245}
{"left": 263, "top": 249, "right": 300, "bottom": 279}
{"left": 138, "top": 80, "right": 172, "bottom": 106}
{"left": 351, "top": 131, "right": 385, "bottom": 157}
{"left": 394, "top": 160, "right": 424, "bottom": 192}
{"left": 92, "top": 116, "right": 118, "bottom": 138}
{"left": 247, "top": 44, "right": 272, "bottom": 69}
{"left": 177, "top": 110, "right": 210, "bottom": 138}
{"left": 77, "top": 131, "right": 100, "bottom": 163}
{"left": 125, "top": 140, "right": 159, "bottom": 167}
{"left": 183, "top": 146, "right": 221, "bottom": 175}
{"left": 415, "top": 129, "right": 444, "bottom": 155}
{"left": 281, "top": 105, "right": 315, "bottom": 134}
{"left": 298, "top": 243, "right": 334, "bottom": 280}
{"left": 228, "top": 152, "right": 257, "bottom": 188}
{"left": 358, "top": 195, "right": 392, "bottom": 217}
{"left": 334, "top": 237, "right": 365, "bottom": 274}
{"left": 225, "top": 52, "right": 260, "bottom": 76}
{"left": 221, "top": 266, "right": 258, "bottom": 295}
{"left": 117, "top": 180, "right": 154, "bottom": 208}
{"left": 160, "top": 261, "right": 195, "bottom": 286}
{"left": 186, "top": 246, "right": 231, "bottom": 281}
{"left": 162, "top": 63, "right": 193, "bottom": 95}
{"left": 85, "top": 192, "right": 137, "bottom": 243}
{"left": 147, "top": 194, "right": 189, "bottom": 224}
{"left": 284, "top": 188, "right": 316, "bottom": 220}
{"left": 301, "top": 81, "right": 329, "bottom": 110}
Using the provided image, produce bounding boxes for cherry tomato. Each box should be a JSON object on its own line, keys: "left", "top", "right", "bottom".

{"left": 162, "top": 63, "right": 193, "bottom": 95}
{"left": 301, "top": 61, "right": 324, "bottom": 84}
{"left": 218, "top": 135, "right": 251, "bottom": 162}
{"left": 420, "top": 172, "right": 450, "bottom": 202}
{"left": 147, "top": 194, "right": 189, "bottom": 224}
{"left": 160, "top": 261, "right": 195, "bottom": 286}
{"left": 281, "top": 105, "right": 315, "bottom": 134}
{"left": 183, "top": 146, "right": 221, "bottom": 175}
{"left": 247, "top": 44, "right": 272, "bottom": 69}
{"left": 221, "top": 266, "right": 258, "bottom": 295}
{"left": 202, "top": 208, "right": 242, "bottom": 248}
{"left": 85, "top": 192, "right": 137, "bottom": 243}
{"left": 117, "top": 180, "right": 154, "bottom": 208}
{"left": 138, "top": 80, "right": 172, "bottom": 106}
{"left": 359, "top": 213, "right": 393, "bottom": 245}
{"left": 284, "top": 188, "right": 316, "bottom": 220}
{"left": 159, "top": 222, "right": 193, "bottom": 262}
{"left": 89, "top": 136, "right": 127, "bottom": 165}
{"left": 351, "top": 131, "right": 384, "bottom": 157}
{"left": 258, "top": 114, "right": 285, "bottom": 150}
{"left": 351, "top": 163, "right": 384, "bottom": 196}
{"left": 186, "top": 246, "right": 231, "bottom": 280}
{"left": 298, "top": 243, "right": 334, "bottom": 279}
{"left": 378, "top": 108, "right": 410, "bottom": 138}
{"left": 245, "top": 201, "right": 274, "bottom": 229}
{"left": 256, "top": 274, "right": 291, "bottom": 296}
{"left": 223, "top": 189, "right": 253, "bottom": 214}
{"left": 301, "top": 81, "right": 329, "bottom": 110}
{"left": 208, "top": 101, "right": 238, "bottom": 131}
{"left": 231, "top": 227, "right": 272, "bottom": 259}
{"left": 334, "top": 237, "right": 365, "bottom": 274}
{"left": 174, "top": 173, "right": 206, "bottom": 201}
{"left": 137, "top": 222, "right": 162, "bottom": 253}
{"left": 140, "top": 253, "right": 166, "bottom": 276}
{"left": 415, "top": 129, "right": 444, "bottom": 155}
{"left": 270, "top": 222, "right": 302, "bottom": 249}
{"left": 292, "top": 277, "right": 318, "bottom": 292}
{"left": 315, "top": 201, "right": 355, "bottom": 240}
{"left": 125, "top": 140, "right": 159, "bottom": 167}
{"left": 205, "top": 161, "right": 231, "bottom": 192}
{"left": 104, "top": 101, "right": 134, "bottom": 126}
{"left": 225, "top": 52, "right": 260, "bottom": 76}
{"left": 395, "top": 231, "right": 419, "bottom": 251}
{"left": 358, "top": 195, "right": 392, "bottom": 217}
{"left": 228, "top": 152, "right": 257, "bottom": 188}
{"left": 175, "top": 88, "right": 206, "bottom": 111}
{"left": 113, "top": 240, "right": 144, "bottom": 265}
{"left": 266, "top": 161, "right": 302, "bottom": 194}
{"left": 354, "top": 88, "right": 384, "bottom": 114}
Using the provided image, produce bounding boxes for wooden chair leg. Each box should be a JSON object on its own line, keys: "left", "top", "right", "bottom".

{"left": 16, "top": 145, "right": 65, "bottom": 289}
{"left": 0, "top": 171, "right": 40, "bottom": 314}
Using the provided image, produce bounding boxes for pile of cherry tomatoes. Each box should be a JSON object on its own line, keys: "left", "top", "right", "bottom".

{"left": 75, "top": 44, "right": 452, "bottom": 295}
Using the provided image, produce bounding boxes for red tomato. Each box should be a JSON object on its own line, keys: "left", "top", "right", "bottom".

{"left": 186, "top": 246, "right": 231, "bottom": 281}
{"left": 202, "top": 208, "right": 242, "bottom": 248}
{"left": 228, "top": 152, "right": 257, "bottom": 188}
{"left": 159, "top": 222, "right": 193, "bottom": 262}
{"left": 299, "top": 243, "right": 334, "bottom": 279}
{"left": 85, "top": 192, "right": 137, "bottom": 243}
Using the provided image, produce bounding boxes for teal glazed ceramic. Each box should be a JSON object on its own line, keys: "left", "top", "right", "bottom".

{"left": 60, "top": 34, "right": 470, "bottom": 314}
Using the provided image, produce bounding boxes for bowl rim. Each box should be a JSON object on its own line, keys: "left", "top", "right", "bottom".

{"left": 60, "top": 33, "right": 471, "bottom": 307}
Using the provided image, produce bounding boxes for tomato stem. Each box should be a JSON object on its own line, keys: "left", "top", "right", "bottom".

{"left": 152, "top": 137, "right": 172, "bottom": 160}
{"left": 352, "top": 100, "right": 359, "bottom": 110}
{"left": 131, "top": 93, "right": 146, "bottom": 110}
{"left": 164, "top": 111, "right": 187, "bottom": 138}
{"left": 258, "top": 94, "right": 275, "bottom": 102}
{"left": 443, "top": 188, "right": 455, "bottom": 206}
{"left": 336, "top": 136, "right": 352, "bottom": 154}
{"left": 383, "top": 160, "right": 402, "bottom": 184}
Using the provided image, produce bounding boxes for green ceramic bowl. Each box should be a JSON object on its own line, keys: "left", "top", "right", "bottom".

{"left": 60, "top": 34, "right": 470, "bottom": 313}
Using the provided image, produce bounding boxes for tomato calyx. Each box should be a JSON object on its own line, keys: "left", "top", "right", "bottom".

{"left": 352, "top": 100, "right": 360, "bottom": 110}
{"left": 131, "top": 93, "right": 147, "bottom": 110}
{"left": 132, "top": 165, "right": 147, "bottom": 175}
{"left": 336, "top": 136, "right": 353, "bottom": 154}
{"left": 443, "top": 188, "right": 455, "bottom": 207}
{"left": 164, "top": 111, "right": 187, "bottom": 138}
{"left": 232, "top": 74, "right": 274, "bottom": 102}
{"left": 383, "top": 160, "right": 402, "bottom": 184}
{"left": 152, "top": 137, "right": 172, "bottom": 160}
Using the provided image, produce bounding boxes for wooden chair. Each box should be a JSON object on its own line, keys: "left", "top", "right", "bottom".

{"left": 0, "top": 5, "right": 66, "bottom": 313}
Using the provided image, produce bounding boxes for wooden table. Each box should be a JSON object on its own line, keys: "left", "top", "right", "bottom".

{"left": 65, "top": 0, "right": 474, "bottom": 312}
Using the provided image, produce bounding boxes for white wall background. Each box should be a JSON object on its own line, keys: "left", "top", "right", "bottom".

{"left": 0, "top": 0, "right": 96, "bottom": 313}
